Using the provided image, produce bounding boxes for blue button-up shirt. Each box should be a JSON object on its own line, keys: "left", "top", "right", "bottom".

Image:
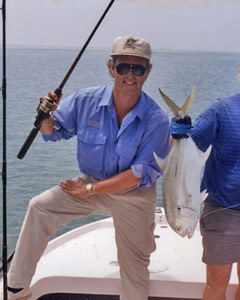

{"left": 191, "top": 94, "right": 240, "bottom": 208}
{"left": 42, "top": 85, "right": 170, "bottom": 188}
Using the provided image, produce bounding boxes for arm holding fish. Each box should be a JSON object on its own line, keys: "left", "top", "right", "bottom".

{"left": 170, "top": 98, "right": 222, "bottom": 150}
{"left": 190, "top": 101, "right": 222, "bottom": 152}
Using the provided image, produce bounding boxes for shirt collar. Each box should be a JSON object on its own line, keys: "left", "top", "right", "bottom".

{"left": 98, "top": 85, "right": 114, "bottom": 107}
{"left": 98, "top": 84, "right": 146, "bottom": 121}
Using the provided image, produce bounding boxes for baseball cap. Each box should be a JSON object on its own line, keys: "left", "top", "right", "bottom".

{"left": 111, "top": 36, "right": 151, "bottom": 60}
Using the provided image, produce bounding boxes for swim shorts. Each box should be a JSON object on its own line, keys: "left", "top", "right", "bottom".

{"left": 200, "top": 197, "right": 240, "bottom": 265}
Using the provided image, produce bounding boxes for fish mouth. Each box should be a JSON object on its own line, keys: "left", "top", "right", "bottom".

{"left": 174, "top": 225, "right": 194, "bottom": 238}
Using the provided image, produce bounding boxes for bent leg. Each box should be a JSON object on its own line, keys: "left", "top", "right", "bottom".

{"left": 110, "top": 183, "right": 157, "bottom": 300}
{"left": 8, "top": 184, "right": 103, "bottom": 288}
{"left": 203, "top": 264, "right": 232, "bottom": 300}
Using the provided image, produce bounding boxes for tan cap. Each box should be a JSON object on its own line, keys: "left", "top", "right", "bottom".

{"left": 111, "top": 36, "right": 151, "bottom": 60}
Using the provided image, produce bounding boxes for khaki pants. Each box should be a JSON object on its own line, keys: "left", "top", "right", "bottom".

{"left": 8, "top": 176, "right": 157, "bottom": 300}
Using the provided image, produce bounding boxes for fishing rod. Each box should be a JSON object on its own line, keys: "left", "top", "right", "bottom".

{"left": 17, "top": 0, "right": 115, "bottom": 160}
{"left": 1, "top": 0, "right": 7, "bottom": 298}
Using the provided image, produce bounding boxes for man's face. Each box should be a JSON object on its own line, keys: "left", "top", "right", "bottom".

{"left": 111, "top": 55, "right": 151, "bottom": 97}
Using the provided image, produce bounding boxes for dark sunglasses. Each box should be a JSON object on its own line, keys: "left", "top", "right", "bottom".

{"left": 115, "top": 63, "right": 147, "bottom": 76}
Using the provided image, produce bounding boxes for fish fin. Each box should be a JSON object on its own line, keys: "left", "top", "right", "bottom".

{"left": 153, "top": 152, "right": 168, "bottom": 172}
{"left": 200, "top": 190, "right": 208, "bottom": 203}
{"left": 199, "top": 145, "right": 212, "bottom": 163}
{"left": 159, "top": 87, "right": 196, "bottom": 118}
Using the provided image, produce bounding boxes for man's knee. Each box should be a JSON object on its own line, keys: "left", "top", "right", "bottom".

{"left": 28, "top": 194, "right": 45, "bottom": 212}
{"left": 28, "top": 189, "right": 54, "bottom": 212}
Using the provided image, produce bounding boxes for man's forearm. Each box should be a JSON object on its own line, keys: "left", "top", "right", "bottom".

{"left": 93, "top": 169, "right": 141, "bottom": 194}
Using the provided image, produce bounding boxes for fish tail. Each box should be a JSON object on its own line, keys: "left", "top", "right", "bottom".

{"left": 159, "top": 87, "right": 196, "bottom": 118}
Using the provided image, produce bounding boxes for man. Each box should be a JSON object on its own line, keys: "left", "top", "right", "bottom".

{"left": 172, "top": 93, "right": 240, "bottom": 300}
{"left": 6, "top": 36, "right": 170, "bottom": 300}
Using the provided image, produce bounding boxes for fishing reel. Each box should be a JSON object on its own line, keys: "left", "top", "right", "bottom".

{"left": 34, "top": 97, "right": 57, "bottom": 128}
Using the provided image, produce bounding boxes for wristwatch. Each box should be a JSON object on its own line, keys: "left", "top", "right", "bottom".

{"left": 86, "top": 183, "right": 94, "bottom": 195}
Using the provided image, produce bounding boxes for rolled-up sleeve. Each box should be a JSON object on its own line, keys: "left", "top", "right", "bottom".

{"left": 132, "top": 113, "right": 170, "bottom": 188}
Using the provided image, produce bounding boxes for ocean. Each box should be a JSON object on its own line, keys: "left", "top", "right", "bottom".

{"left": 0, "top": 47, "right": 239, "bottom": 253}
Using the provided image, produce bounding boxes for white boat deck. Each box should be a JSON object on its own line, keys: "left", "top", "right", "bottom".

{"left": 22, "top": 208, "right": 238, "bottom": 299}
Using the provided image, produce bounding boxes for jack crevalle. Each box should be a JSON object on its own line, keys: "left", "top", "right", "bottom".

{"left": 154, "top": 88, "right": 211, "bottom": 238}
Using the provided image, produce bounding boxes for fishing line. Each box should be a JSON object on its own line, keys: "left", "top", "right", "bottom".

{"left": 200, "top": 202, "right": 240, "bottom": 220}
{"left": 17, "top": 0, "right": 116, "bottom": 160}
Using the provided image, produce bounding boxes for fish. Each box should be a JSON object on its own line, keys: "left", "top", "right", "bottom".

{"left": 154, "top": 87, "right": 211, "bottom": 238}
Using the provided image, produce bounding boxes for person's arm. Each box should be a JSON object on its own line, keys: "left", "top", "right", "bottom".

{"left": 93, "top": 169, "right": 140, "bottom": 194}
{"left": 58, "top": 169, "right": 140, "bottom": 199}
{"left": 40, "top": 114, "right": 55, "bottom": 134}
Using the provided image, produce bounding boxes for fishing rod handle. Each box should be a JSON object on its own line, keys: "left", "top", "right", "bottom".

{"left": 17, "top": 126, "right": 40, "bottom": 159}
{"left": 17, "top": 89, "right": 62, "bottom": 160}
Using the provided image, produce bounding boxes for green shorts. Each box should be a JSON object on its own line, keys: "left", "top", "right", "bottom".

{"left": 200, "top": 197, "right": 240, "bottom": 265}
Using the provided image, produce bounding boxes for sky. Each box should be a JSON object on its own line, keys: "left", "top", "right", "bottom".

{"left": 4, "top": 0, "right": 240, "bottom": 53}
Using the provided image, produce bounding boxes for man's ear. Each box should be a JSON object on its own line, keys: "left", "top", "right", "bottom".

{"left": 110, "top": 64, "right": 115, "bottom": 78}
{"left": 146, "top": 63, "right": 152, "bottom": 76}
{"left": 107, "top": 59, "right": 115, "bottom": 78}
{"left": 143, "top": 63, "right": 152, "bottom": 81}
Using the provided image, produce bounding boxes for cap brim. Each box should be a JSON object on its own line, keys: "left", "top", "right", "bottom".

{"left": 110, "top": 52, "right": 150, "bottom": 60}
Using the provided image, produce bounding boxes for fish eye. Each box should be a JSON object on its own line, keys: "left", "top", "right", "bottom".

{"left": 176, "top": 226, "right": 182, "bottom": 232}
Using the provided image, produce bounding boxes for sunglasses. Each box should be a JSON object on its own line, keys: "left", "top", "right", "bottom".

{"left": 115, "top": 63, "right": 147, "bottom": 76}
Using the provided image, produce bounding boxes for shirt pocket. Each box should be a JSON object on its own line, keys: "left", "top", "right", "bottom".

{"left": 77, "top": 128, "right": 107, "bottom": 171}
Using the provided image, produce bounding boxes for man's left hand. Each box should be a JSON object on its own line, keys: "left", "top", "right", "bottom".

{"left": 59, "top": 177, "right": 90, "bottom": 199}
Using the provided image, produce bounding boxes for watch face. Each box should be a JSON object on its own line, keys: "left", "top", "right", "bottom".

{"left": 86, "top": 183, "right": 93, "bottom": 192}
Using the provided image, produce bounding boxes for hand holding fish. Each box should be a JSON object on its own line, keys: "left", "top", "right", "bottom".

{"left": 154, "top": 88, "right": 211, "bottom": 238}
{"left": 171, "top": 115, "right": 192, "bottom": 139}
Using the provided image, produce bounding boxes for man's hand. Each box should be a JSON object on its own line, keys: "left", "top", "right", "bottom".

{"left": 170, "top": 115, "right": 192, "bottom": 139}
{"left": 47, "top": 91, "right": 62, "bottom": 112}
{"left": 39, "top": 91, "right": 62, "bottom": 115}
{"left": 39, "top": 91, "right": 63, "bottom": 134}
{"left": 59, "top": 177, "right": 91, "bottom": 199}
